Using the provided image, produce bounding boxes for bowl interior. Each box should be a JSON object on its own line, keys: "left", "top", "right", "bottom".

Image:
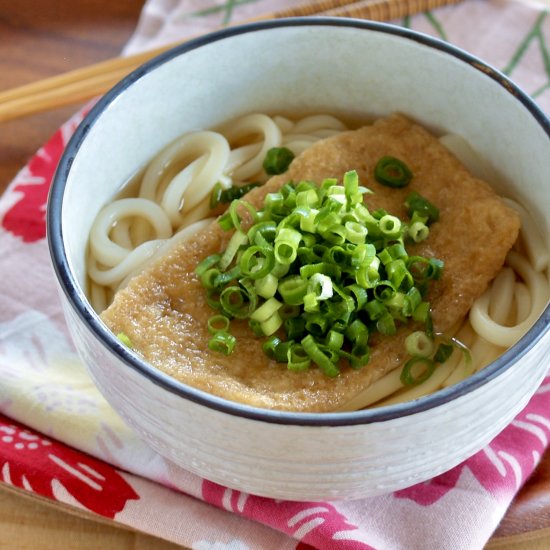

{"left": 51, "top": 19, "right": 550, "bottom": 425}
{"left": 59, "top": 20, "right": 550, "bottom": 289}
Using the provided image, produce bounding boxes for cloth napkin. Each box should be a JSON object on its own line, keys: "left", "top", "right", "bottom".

{"left": 2, "top": 1, "right": 550, "bottom": 548}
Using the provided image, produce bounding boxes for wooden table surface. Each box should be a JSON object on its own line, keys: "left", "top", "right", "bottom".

{"left": 1, "top": 1, "right": 550, "bottom": 548}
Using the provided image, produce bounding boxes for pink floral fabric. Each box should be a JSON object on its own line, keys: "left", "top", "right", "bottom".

{"left": 1, "top": 1, "right": 550, "bottom": 549}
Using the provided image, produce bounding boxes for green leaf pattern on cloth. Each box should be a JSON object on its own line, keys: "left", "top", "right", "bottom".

{"left": 188, "top": 0, "right": 263, "bottom": 24}
{"left": 404, "top": 1, "right": 550, "bottom": 108}
{"left": 2, "top": 1, "right": 550, "bottom": 549}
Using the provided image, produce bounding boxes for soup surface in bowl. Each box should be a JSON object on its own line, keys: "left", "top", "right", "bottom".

{"left": 48, "top": 18, "right": 550, "bottom": 500}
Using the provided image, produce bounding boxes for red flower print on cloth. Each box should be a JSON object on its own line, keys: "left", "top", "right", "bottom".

{"left": 0, "top": 414, "right": 139, "bottom": 518}
{"left": 202, "top": 481, "right": 375, "bottom": 549}
{"left": 396, "top": 376, "right": 550, "bottom": 506}
{"left": 1, "top": 109, "right": 87, "bottom": 242}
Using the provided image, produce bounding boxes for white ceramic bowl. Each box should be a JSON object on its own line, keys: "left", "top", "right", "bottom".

{"left": 48, "top": 18, "right": 550, "bottom": 501}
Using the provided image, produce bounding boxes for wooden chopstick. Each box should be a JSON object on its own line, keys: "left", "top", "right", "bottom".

{"left": 0, "top": 0, "right": 461, "bottom": 124}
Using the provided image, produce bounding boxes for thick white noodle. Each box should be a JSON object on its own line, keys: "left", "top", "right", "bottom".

{"left": 282, "top": 115, "right": 349, "bottom": 156}
{"left": 489, "top": 267, "right": 516, "bottom": 322}
{"left": 502, "top": 198, "right": 550, "bottom": 272}
{"left": 470, "top": 250, "right": 549, "bottom": 347}
{"left": 88, "top": 239, "right": 166, "bottom": 287}
{"left": 110, "top": 219, "right": 133, "bottom": 249}
{"left": 156, "top": 132, "right": 231, "bottom": 225}
{"left": 375, "top": 347, "right": 465, "bottom": 407}
{"left": 116, "top": 218, "right": 214, "bottom": 291}
{"left": 514, "top": 282, "right": 531, "bottom": 323}
{"left": 291, "top": 115, "right": 348, "bottom": 134}
{"left": 88, "top": 119, "right": 550, "bottom": 413}
{"left": 87, "top": 113, "right": 350, "bottom": 312}
{"left": 282, "top": 138, "right": 317, "bottom": 156}
{"left": 89, "top": 198, "right": 172, "bottom": 265}
{"left": 217, "top": 114, "right": 282, "bottom": 181}
{"left": 273, "top": 115, "right": 293, "bottom": 133}
{"left": 439, "top": 133, "right": 497, "bottom": 182}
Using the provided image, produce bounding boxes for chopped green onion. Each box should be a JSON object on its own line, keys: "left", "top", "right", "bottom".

{"left": 229, "top": 199, "right": 257, "bottom": 233}
{"left": 305, "top": 313, "right": 328, "bottom": 336}
{"left": 212, "top": 265, "right": 241, "bottom": 287}
{"left": 373, "top": 280, "right": 396, "bottom": 302}
{"left": 116, "top": 332, "right": 133, "bottom": 349}
{"left": 219, "top": 284, "right": 256, "bottom": 319}
{"left": 249, "top": 221, "right": 277, "bottom": 245}
{"left": 376, "top": 312, "right": 397, "bottom": 336}
{"left": 400, "top": 357, "right": 436, "bottom": 386}
{"left": 434, "top": 342, "right": 454, "bottom": 363}
{"left": 407, "top": 256, "right": 442, "bottom": 283}
{"left": 279, "top": 303, "right": 300, "bottom": 319}
{"left": 364, "top": 299, "right": 387, "bottom": 321}
{"left": 378, "top": 214, "right": 402, "bottom": 237}
{"left": 250, "top": 297, "right": 282, "bottom": 323}
{"left": 408, "top": 221, "right": 430, "bottom": 243}
{"left": 260, "top": 311, "right": 283, "bottom": 336}
{"left": 255, "top": 273, "right": 278, "bottom": 299}
{"left": 345, "top": 284, "right": 368, "bottom": 309}
{"left": 218, "top": 211, "right": 234, "bottom": 231}
{"left": 300, "top": 262, "right": 341, "bottom": 280}
{"left": 262, "top": 335, "right": 282, "bottom": 359}
{"left": 386, "top": 259, "right": 413, "bottom": 291}
{"left": 274, "top": 227, "right": 302, "bottom": 264}
{"left": 374, "top": 156, "right": 413, "bottom": 188}
{"left": 324, "top": 330, "right": 344, "bottom": 350}
{"left": 428, "top": 258, "right": 444, "bottom": 280}
{"left": 284, "top": 316, "right": 306, "bottom": 340}
{"left": 405, "top": 191, "right": 440, "bottom": 224}
{"left": 198, "top": 169, "right": 443, "bottom": 377}
{"left": 345, "top": 319, "right": 369, "bottom": 343}
{"left": 195, "top": 253, "right": 221, "bottom": 277}
{"left": 308, "top": 273, "right": 333, "bottom": 300}
{"left": 303, "top": 292, "right": 320, "bottom": 313}
{"left": 207, "top": 315, "right": 231, "bottom": 334}
{"left": 403, "top": 287, "right": 423, "bottom": 316}
{"left": 199, "top": 267, "right": 222, "bottom": 290}
{"left": 210, "top": 182, "right": 262, "bottom": 209}
{"left": 219, "top": 230, "right": 248, "bottom": 270}
{"left": 248, "top": 319, "right": 265, "bottom": 337}
{"left": 412, "top": 301, "right": 430, "bottom": 323}
{"left": 405, "top": 331, "right": 434, "bottom": 357}
{"left": 275, "top": 340, "right": 294, "bottom": 363}
{"left": 301, "top": 334, "right": 340, "bottom": 377}
{"left": 208, "top": 331, "right": 236, "bottom": 355}
{"left": 287, "top": 344, "right": 311, "bottom": 372}
{"left": 206, "top": 289, "right": 223, "bottom": 310}
{"left": 278, "top": 276, "right": 308, "bottom": 305}
{"left": 239, "top": 245, "right": 274, "bottom": 280}
{"left": 210, "top": 182, "right": 224, "bottom": 208}
{"left": 356, "top": 261, "right": 380, "bottom": 289}
{"left": 344, "top": 221, "right": 368, "bottom": 244}
{"left": 263, "top": 147, "right": 295, "bottom": 175}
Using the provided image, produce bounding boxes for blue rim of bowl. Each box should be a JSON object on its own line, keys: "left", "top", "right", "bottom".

{"left": 48, "top": 17, "right": 550, "bottom": 427}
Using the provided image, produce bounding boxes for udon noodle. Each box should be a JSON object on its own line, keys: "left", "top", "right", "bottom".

{"left": 87, "top": 113, "right": 550, "bottom": 411}
{"left": 88, "top": 113, "right": 348, "bottom": 311}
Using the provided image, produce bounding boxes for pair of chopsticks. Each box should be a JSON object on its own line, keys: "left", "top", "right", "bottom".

{"left": 0, "top": 0, "right": 461, "bottom": 124}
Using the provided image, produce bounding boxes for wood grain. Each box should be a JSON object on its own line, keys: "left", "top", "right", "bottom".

{"left": 1, "top": 0, "right": 550, "bottom": 548}
{"left": 0, "top": 484, "right": 183, "bottom": 549}
{"left": 0, "top": 0, "right": 145, "bottom": 194}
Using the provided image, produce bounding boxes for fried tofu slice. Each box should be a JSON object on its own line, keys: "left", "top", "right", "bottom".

{"left": 101, "top": 114, "right": 520, "bottom": 412}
